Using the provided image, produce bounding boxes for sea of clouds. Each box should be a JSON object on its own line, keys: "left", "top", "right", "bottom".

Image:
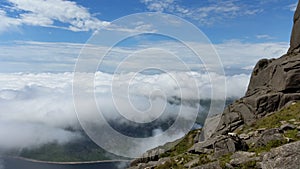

{"left": 0, "top": 71, "right": 250, "bottom": 154}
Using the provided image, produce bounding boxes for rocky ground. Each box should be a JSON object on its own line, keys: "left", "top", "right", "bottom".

{"left": 129, "top": 102, "right": 300, "bottom": 169}
{"left": 128, "top": 1, "right": 300, "bottom": 169}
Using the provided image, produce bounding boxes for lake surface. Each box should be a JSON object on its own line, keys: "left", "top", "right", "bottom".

{"left": 0, "top": 157, "right": 129, "bottom": 169}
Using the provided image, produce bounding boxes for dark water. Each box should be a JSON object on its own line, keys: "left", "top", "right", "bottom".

{"left": 0, "top": 157, "right": 129, "bottom": 169}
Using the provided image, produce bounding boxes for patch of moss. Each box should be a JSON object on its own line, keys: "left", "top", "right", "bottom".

{"left": 239, "top": 160, "right": 258, "bottom": 169}
{"left": 219, "top": 153, "right": 232, "bottom": 168}
{"left": 192, "top": 154, "right": 212, "bottom": 167}
{"left": 284, "top": 129, "right": 300, "bottom": 141}
{"left": 248, "top": 139, "right": 288, "bottom": 154}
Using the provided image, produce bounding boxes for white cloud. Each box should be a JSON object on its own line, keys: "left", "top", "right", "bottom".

{"left": 288, "top": 2, "right": 298, "bottom": 12}
{"left": 0, "top": 9, "right": 21, "bottom": 32}
{"left": 140, "top": 0, "right": 262, "bottom": 25}
{"left": 141, "top": 0, "right": 174, "bottom": 12}
{"left": 256, "top": 34, "right": 276, "bottom": 40}
{"left": 214, "top": 41, "right": 288, "bottom": 68}
{"left": 0, "top": 0, "right": 110, "bottom": 33}
{"left": 0, "top": 121, "right": 81, "bottom": 151}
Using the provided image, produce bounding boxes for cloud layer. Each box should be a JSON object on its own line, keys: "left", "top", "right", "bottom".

{"left": 0, "top": 71, "right": 249, "bottom": 153}
{"left": 0, "top": 40, "right": 288, "bottom": 73}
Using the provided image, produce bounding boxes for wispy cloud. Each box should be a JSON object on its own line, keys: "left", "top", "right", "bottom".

{"left": 0, "top": 0, "right": 110, "bottom": 33}
{"left": 0, "top": 40, "right": 288, "bottom": 73}
{"left": 141, "top": 0, "right": 175, "bottom": 12}
{"left": 140, "top": 0, "right": 262, "bottom": 25}
{"left": 288, "top": 2, "right": 298, "bottom": 12}
{"left": 256, "top": 34, "right": 276, "bottom": 40}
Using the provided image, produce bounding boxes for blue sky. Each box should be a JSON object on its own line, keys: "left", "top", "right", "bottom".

{"left": 0, "top": 0, "right": 298, "bottom": 73}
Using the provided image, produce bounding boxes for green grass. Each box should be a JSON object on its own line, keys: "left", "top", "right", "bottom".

{"left": 248, "top": 139, "right": 288, "bottom": 154}
{"left": 219, "top": 153, "right": 232, "bottom": 168}
{"left": 236, "top": 102, "right": 300, "bottom": 156}
{"left": 197, "top": 154, "right": 212, "bottom": 165}
{"left": 241, "top": 102, "right": 300, "bottom": 132}
{"left": 160, "top": 129, "right": 200, "bottom": 157}
{"left": 284, "top": 129, "right": 300, "bottom": 141}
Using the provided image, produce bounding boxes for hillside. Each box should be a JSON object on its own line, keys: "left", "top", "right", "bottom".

{"left": 130, "top": 101, "right": 300, "bottom": 169}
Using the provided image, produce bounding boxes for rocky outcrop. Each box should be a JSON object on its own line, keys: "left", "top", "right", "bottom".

{"left": 129, "top": 2, "right": 300, "bottom": 168}
{"left": 208, "top": 1, "right": 300, "bottom": 138}
{"left": 261, "top": 141, "right": 300, "bottom": 169}
{"left": 212, "top": 50, "right": 300, "bottom": 137}
{"left": 189, "top": 135, "right": 248, "bottom": 158}
{"left": 288, "top": 0, "right": 300, "bottom": 54}
{"left": 192, "top": 161, "right": 222, "bottom": 169}
{"left": 130, "top": 148, "right": 165, "bottom": 166}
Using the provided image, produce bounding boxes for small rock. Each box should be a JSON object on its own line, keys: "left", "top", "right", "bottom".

{"left": 225, "top": 163, "right": 234, "bottom": 169}
{"left": 294, "top": 121, "right": 300, "bottom": 125}
{"left": 191, "top": 161, "right": 222, "bottom": 169}
{"left": 280, "top": 123, "right": 296, "bottom": 131}
{"left": 280, "top": 121, "right": 287, "bottom": 125}
{"left": 213, "top": 135, "right": 248, "bottom": 158}
{"left": 230, "top": 151, "right": 259, "bottom": 166}
{"left": 228, "top": 132, "right": 237, "bottom": 137}
{"left": 254, "top": 128, "right": 285, "bottom": 147}
{"left": 157, "top": 157, "right": 171, "bottom": 166}
{"left": 248, "top": 131, "right": 255, "bottom": 136}
{"left": 256, "top": 162, "right": 262, "bottom": 168}
{"left": 257, "top": 128, "right": 267, "bottom": 133}
{"left": 231, "top": 151, "right": 256, "bottom": 159}
{"left": 239, "top": 133, "right": 250, "bottom": 140}
{"left": 297, "top": 131, "right": 300, "bottom": 138}
{"left": 230, "top": 157, "right": 259, "bottom": 166}
{"left": 175, "top": 157, "right": 184, "bottom": 164}
{"left": 289, "top": 119, "right": 296, "bottom": 122}
{"left": 184, "top": 158, "right": 199, "bottom": 168}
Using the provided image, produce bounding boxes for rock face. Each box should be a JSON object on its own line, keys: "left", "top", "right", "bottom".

{"left": 288, "top": 0, "right": 300, "bottom": 54}
{"left": 261, "top": 141, "right": 300, "bottom": 169}
{"left": 213, "top": 50, "right": 300, "bottom": 136}
{"left": 189, "top": 135, "right": 248, "bottom": 158}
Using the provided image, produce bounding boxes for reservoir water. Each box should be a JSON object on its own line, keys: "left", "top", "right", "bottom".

{"left": 0, "top": 157, "right": 129, "bottom": 169}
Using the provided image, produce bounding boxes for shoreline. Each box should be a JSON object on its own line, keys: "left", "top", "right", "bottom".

{"left": 5, "top": 156, "right": 130, "bottom": 165}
